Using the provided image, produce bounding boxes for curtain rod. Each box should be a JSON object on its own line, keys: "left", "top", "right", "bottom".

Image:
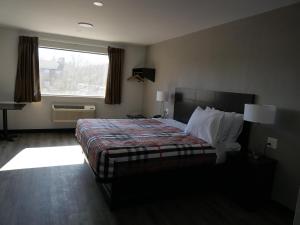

{"left": 38, "top": 37, "right": 118, "bottom": 49}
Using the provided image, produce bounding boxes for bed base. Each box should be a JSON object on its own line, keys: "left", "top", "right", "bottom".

{"left": 96, "top": 163, "right": 225, "bottom": 210}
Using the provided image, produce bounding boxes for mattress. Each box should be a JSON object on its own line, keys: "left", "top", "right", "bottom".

{"left": 76, "top": 118, "right": 217, "bottom": 181}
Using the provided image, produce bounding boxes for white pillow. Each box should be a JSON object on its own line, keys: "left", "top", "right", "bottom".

{"left": 185, "top": 108, "right": 224, "bottom": 146}
{"left": 205, "top": 108, "right": 234, "bottom": 143}
{"left": 205, "top": 108, "right": 244, "bottom": 143}
{"left": 185, "top": 107, "right": 204, "bottom": 125}
{"left": 218, "top": 111, "right": 236, "bottom": 142}
{"left": 184, "top": 106, "right": 204, "bottom": 131}
{"left": 226, "top": 113, "right": 244, "bottom": 143}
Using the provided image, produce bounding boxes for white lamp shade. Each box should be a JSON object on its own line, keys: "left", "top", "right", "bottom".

{"left": 244, "top": 104, "right": 276, "bottom": 124}
{"left": 156, "top": 91, "right": 168, "bottom": 102}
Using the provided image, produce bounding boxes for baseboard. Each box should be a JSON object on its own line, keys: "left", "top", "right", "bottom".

{"left": 0, "top": 128, "right": 75, "bottom": 133}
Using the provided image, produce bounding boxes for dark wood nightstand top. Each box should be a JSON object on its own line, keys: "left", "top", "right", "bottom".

{"left": 126, "top": 114, "right": 146, "bottom": 119}
{"left": 226, "top": 151, "right": 277, "bottom": 165}
{"left": 247, "top": 156, "right": 277, "bottom": 165}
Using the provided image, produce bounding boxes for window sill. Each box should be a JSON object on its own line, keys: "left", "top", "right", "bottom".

{"left": 41, "top": 94, "right": 104, "bottom": 99}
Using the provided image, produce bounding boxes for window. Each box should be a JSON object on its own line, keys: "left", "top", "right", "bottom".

{"left": 39, "top": 47, "right": 109, "bottom": 97}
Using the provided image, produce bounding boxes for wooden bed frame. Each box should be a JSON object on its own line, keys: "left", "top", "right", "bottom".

{"left": 98, "top": 88, "right": 255, "bottom": 209}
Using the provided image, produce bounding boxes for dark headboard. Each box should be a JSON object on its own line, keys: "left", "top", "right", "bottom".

{"left": 174, "top": 88, "right": 255, "bottom": 150}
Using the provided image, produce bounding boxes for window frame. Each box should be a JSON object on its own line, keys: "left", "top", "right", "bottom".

{"left": 38, "top": 46, "right": 109, "bottom": 99}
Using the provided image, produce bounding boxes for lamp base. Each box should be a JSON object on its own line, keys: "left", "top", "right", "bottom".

{"left": 248, "top": 151, "right": 261, "bottom": 160}
{"left": 248, "top": 151, "right": 268, "bottom": 160}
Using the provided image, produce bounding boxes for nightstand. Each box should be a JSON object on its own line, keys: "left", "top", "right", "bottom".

{"left": 225, "top": 151, "right": 277, "bottom": 210}
{"left": 126, "top": 114, "right": 146, "bottom": 119}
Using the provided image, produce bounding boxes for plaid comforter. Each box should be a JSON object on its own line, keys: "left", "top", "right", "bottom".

{"left": 76, "top": 118, "right": 216, "bottom": 180}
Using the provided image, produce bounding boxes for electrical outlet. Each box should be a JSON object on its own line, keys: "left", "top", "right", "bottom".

{"left": 267, "top": 137, "right": 278, "bottom": 149}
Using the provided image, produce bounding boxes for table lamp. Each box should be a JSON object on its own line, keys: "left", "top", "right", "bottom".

{"left": 156, "top": 91, "right": 168, "bottom": 118}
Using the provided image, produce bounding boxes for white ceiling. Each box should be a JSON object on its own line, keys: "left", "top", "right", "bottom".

{"left": 0, "top": 0, "right": 299, "bottom": 45}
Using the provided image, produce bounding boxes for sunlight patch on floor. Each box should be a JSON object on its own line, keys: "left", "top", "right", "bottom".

{"left": 0, "top": 145, "right": 85, "bottom": 171}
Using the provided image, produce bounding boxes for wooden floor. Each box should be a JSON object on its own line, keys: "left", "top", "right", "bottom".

{"left": 0, "top": 132, "right": 294, "bottom": 225}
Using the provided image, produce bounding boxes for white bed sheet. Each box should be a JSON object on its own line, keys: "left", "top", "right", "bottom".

{"left": 153, "top": 118, "right": 187, "bottom": 131}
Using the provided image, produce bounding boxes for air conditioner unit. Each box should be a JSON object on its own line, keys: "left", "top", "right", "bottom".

{"left": 52, "top": 104, "right": 96, "bottom": 123}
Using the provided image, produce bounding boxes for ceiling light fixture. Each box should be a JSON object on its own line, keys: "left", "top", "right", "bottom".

{"left": 93, "top": 1, "right": 104, "bottom": 7}
{"left": 78, "top": 22, "right": 94, "bottom": 28}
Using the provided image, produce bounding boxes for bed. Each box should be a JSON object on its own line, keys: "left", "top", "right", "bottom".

{"left": 76, "top": 88, "right": 255, "bottom": 208}
{"left": 76, "top": 118, "right": 216, "bottom": 181}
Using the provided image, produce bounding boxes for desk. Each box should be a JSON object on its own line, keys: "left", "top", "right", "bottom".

{"left": 0, "top": 103, "right": 26, "bottom": 141}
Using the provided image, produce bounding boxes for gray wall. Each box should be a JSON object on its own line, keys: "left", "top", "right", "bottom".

{"left": 0, "top": 27, "right": 146, "bottom": 129}
{"left": 144, "top": 3, "right": 300, "bottom": 210}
